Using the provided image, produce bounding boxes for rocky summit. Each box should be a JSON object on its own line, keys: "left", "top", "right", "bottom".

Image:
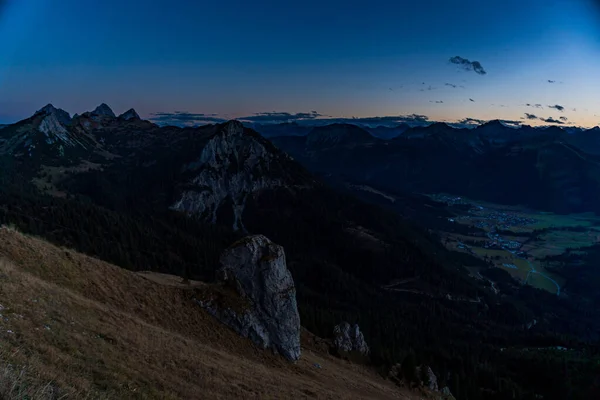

{"left": 171, "top": 120, "right": 301, "bottom": 231}
{"left": 91, "top": 103, "right": 116, "bottom": 118}
{"left": 36, "top": 104, "right": 71, "bottom": 126}
{"left": 118, "top": 108, "right": 140, "bottom": 121}
{"left": 197, "top": 235, "right": 301, "bottom": 362}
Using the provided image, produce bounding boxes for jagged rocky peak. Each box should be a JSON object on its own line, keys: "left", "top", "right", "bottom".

{"left": 171, "top": 120, "right": 287, "bottom": 231}
{"left": 92, "top": 103, "right": 116, "bottom": 118}
{"left": 333, "top": 322, "right": 370, "bottom": 357}
{"left": 118, "top": 108, "right": 140, "bottom": 121}
{"left": 196, "top": 235, "right": 301, "bottom": 362}
{"left": 36, "top": 104, "right": 71, "bottom": 125}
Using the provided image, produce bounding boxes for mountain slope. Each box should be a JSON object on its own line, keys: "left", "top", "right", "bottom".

{"left": 2, "top": 109, "right": 599, "bottom": 399}
{"left": 0, "top": 226, "right": 421, "bottom": 400}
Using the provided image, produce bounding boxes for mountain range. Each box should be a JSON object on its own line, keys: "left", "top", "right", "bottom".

{"left": 271, "top": 120, "right": 600, "bottom": 214}
{"left": 1, "top": 103, "right": 599, "bottom": 399}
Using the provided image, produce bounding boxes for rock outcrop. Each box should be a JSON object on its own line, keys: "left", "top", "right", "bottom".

{"left": 197, "top": 235, "right": 301, "bottom": 362}
{"left": 333, "top": 322, "right": 370, "bottom": 356}
{"left": 440, "top": 386, "right": 456, "bottom": 400}
{"left": 416, "top": 365, "right": 438, "bottom": 391}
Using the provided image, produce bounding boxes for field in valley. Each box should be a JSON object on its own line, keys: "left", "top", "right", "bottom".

{"left": 431, "top": 194, "right": 600, "bottom": 295}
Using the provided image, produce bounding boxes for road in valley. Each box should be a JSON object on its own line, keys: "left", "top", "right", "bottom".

{"left": 486, "top": 231, "right": 561, "bottom": 296}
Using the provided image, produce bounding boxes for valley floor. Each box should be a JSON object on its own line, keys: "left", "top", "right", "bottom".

{"left": 432, "top": 194, "right": 600, "bottom": 295}
{"left": 0, "top": 226, "right": 423, "bottom": 399}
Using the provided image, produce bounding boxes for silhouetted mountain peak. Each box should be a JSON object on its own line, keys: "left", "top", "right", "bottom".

{"left": 35, "top": 104, "right": 71, "bottom": 125}
{"left": 118, "top": 108, "right": 141, "bottom": 121}
{"left": 92, "top": 103, "right": 116, "bottom": 118}
{"left": 306, "top": 123, "right": 374, "bottom": 149}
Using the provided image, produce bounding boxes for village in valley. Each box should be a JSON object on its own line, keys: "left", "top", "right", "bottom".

{"left": 429, "top": 194, "right": 600, "bottom": 295}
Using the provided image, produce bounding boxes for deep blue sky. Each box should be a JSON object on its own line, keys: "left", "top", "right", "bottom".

{"left": 1, "top": 0, "right": 599, "bottom": 126}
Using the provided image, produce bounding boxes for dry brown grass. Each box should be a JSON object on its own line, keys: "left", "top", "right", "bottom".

{"left": 0, "top": 226, "right": 425, "bottom": 399}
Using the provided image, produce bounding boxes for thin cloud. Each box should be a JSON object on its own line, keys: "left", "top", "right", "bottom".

{"left": 458, "top": 118, "right": 485, "bottom": 125}
{"left": 542, "top": 117, "right": 565, "bottom": 124}
{"left": 449, "top": 56, "right": 487, "bottom": 75}
{"left": 524, "top": 113, "right": 538, "bottom": 120}
{"left": 548, "top": 104, "right": 565, "bottom": 112}
{"left": 149, "top": 112, "right": 227, "bottom": 126}
{"left": 500, "top": 119, "right": 523, "bottom": 126}
{"left": 525, "top": 103, "right": 543, "bottom": 109}
{"left": 295, "top": 114, "right": 431, "bottom": 127}
{"left": 547, "top": 80, "right": 556, "bottom": 83}
{"left": 469, "top": 98, "right": 475, "bottom": 102}
{"left": 445, "top": 83, "right": 457, "bottom": 88}
{"left": 429, "top": 100, "right": 444, "bottom": 103}
{"left": 559, "top": 116, "right": 568, "bottom": 122}
{"left": 239, "top": 111, "right": 322, "bottom": 123}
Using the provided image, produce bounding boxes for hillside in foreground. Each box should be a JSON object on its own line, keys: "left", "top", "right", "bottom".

{"left": 0, "top": 226, "right": 425, "bottom": 400}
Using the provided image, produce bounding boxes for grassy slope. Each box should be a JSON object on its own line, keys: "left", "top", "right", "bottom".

{"left": 0, "top": 226, "right": 423, "bottom": 400}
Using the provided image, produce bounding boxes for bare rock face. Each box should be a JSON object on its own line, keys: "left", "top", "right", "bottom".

{"left": 171, "top": 120, "right": 284, "bottom": 231}
{"left": 34, "top": 104, "right": 81, "bottom": 148}
{"left": 197, "top": 235, "right": 301, "bottom": 362}
{"left": 333, "top": 322, "right": 370, "bottom": 356}
{"left": 37, "top": 104, "right": 71, "bottom": 126}
{"left": 170, "top": 120, "right": 314, "bottom": 232}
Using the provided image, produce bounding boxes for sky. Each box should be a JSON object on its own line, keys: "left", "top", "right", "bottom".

{"left": 1, "top": 0, "right": 599, "bottom": 127}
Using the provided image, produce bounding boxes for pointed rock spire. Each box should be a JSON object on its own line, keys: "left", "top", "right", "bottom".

{"left": 92, "top": 103, "right": 116, "bottom": 118}
{"left": 118, "top": 108, "right": 140, "bottom": 121}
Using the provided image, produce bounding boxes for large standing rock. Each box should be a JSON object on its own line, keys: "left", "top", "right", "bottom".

{"left": 333, "top": 322, "right": 370, "bottom": 356}
{"left": 197, "top": 235, "right": 301, "bottom": 361}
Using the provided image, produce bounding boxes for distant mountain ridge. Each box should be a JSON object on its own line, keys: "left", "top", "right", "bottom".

{"left": 272, "top": 119, "right": 600, "bottom": 214}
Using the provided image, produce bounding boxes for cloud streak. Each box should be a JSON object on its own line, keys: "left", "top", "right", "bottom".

{"left": 239, "top": 111, "right": 322, "bottom": 123}
{"left": 524, "top": 113, "right": 538, "bottom": 120}
{"left": 548, "top": 104, "right": 565, "bottom": 112}
{"left": 149, "top": 111, "right": 227, "bottom": 126}
{"left": 542, "top": 117, "right": 565, "bottom": 124}
{"left": 458, "top": 117, "right": 485, "bottom": 125}
{"left": 449, "top": 56, "right": 487, "bottom": 75}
